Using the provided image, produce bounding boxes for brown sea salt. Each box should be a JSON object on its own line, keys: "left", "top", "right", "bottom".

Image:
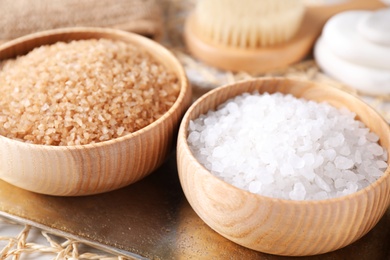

{"left": 0, "top": 39, "right": 180, "bottom": 146}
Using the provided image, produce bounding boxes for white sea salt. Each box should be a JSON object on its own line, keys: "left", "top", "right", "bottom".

{"left": 188, "top": 92, "right": 388, "bottom": 200}
{"left": 289, "top": 183, "right": 307, "bottom": 200}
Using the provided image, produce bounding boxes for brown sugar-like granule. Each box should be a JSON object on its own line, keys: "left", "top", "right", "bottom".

{"left": 0, "top": 39, "right": 180, "bottom": 146}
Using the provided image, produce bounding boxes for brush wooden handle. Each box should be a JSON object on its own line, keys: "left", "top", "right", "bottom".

{"left": 184, "top": 0, "right": 386, "bottom": 73}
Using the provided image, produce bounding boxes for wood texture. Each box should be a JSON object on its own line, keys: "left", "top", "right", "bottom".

{"left": 184, "top": 0, "right": 386, "bottom": 73}
{"left": 176, "top": 77, "right": 390, "bottom": 256}
{"left": 0, "top": 27, "right": 192, "bottom": 196}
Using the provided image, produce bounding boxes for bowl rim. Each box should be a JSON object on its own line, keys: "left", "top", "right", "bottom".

{"left": 178, "top": 76, "right": 390, "bottom": 205}
{"left": 0, "top": 27, "right": 190, "bottom": 150}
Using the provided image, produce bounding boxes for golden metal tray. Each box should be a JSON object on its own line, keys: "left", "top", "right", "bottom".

{"left": 0, "top": 154, "right": 389, "bottom": 259}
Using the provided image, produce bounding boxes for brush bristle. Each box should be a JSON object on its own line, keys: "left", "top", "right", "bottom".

{"left": 194, "top": 0, "right": 305, "bottom": 48}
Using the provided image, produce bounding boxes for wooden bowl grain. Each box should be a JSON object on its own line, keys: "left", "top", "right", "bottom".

{"left": 0, "top": 27, "right": 192, "bottom": 196}
{"left": 177, "top": 77, "right": 390, "bottom": 256}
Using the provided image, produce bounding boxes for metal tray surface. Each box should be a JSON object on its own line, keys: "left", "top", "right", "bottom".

{"left": 0, "top": 155, "right": 389, "bottom": 259}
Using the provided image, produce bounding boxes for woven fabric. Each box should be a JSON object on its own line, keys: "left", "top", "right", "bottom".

{"left": 0, "top": 0, "right": 163, "bottom": 42}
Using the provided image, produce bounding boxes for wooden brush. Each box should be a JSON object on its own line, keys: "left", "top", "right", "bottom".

{"left": 184, "top": 0, "right": 386, "bottom": 73}
{"left": 193, "top": 0, "right": 305, "bottom": 48}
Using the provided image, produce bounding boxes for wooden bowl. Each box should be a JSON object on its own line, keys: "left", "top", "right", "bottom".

{"left": 177, "top": 77, "right": 390, "bottom": 256}
{"left": 0, "top": 27, "right": 192, "bottom": 196}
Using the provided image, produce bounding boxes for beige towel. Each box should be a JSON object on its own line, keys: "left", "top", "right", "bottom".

{"left": 0, "top": 0, "right": 163, "bottom": 43}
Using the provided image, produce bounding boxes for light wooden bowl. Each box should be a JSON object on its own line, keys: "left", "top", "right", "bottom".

{"left": 0, "top": 27, "right": 192, "bottom": 196}
{"left": 177, "top": 77, "right": 390, "bottom": 256}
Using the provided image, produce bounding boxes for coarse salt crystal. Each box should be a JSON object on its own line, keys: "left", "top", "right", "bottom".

{"left": 367, "top": 143, "right": 384, "bottom": 156}
{"left": 334, "top": 156, "right": 354, "bottom": 170}
{"left": 258, "top": 171, "right": 274, "bottom": 185}
{"left": 354, "top": 150, "right": 362, "bottom": 164}
{"left": 335, "top": 178, "right": 347, "bottom": 189}
{"left": 188, "top": 92, "right": 387, "bottom": 200}
{"left": 212, "top": 146, "right": 227, "bottom": 158}
{"left": 366, "top": 132, "right": 379, "bottom": 142}
{"left": 302, "top": 153, "right": 315, "bottom": 167}
{"left": 0, "top": 39, "right": 180, "bottom": 146}
{"left": 289, "top": 182, "right": 306, "bottom": 200}
{"left": 41, "top": 103, "right": 50, "bottom": 112}
{"left": 376, "top": 160, "right": 388, "bottom": 169}
{"left": 339, "top": 146, "right": 351, "bottom": 156}
{"left": 301, "top": 168, "right": 316, "bottom": 181}
{"left": 314, "top": 175, "right": 331, "bottom": 192}
{"left": 116, "top": 126, "right": 125, "bottom": 136}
